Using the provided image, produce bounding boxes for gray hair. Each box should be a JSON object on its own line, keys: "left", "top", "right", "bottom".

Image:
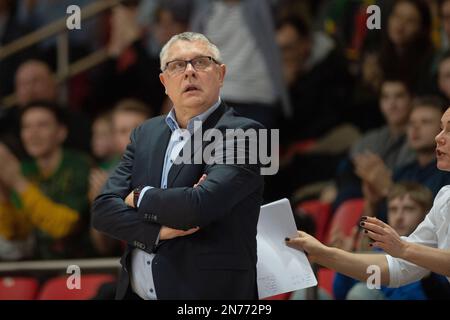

{"left": 159, "top": 32, "right": 222, "bottom": 71}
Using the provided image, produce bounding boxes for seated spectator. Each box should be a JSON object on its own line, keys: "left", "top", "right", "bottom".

{"left": 333, "top": 182, "right": 450, "bottom": 300}
{"left": 90, "top": 99, "right": 151, "bottom": 256}
{"left": 191, "top": 0, "right": 291, "bottom": 128}
{"left": 355, "top": 96, "right": 450, "bottom": 221}
{"left": 344, "top": 44, "right": 385, "bottom": 133}
{"left": 437, "top": 51, "right": 450, "bottom": 104}
{"left": 0, "top": 101, "right": 92, "bottom": 260}
{"left": 91, "top": 112, "right": 117, "bottom": 169}
{"left": 87, "top": 1, "right": 188, "bottom": 116}
{"left": 440, "top": 0, "right": 450, "bottom": 51}
{"left": 377, "top": 0, "right": 435, "bottom": 94}
{"left": 0, "top": 59, "right": 91, "bottom": 155}
{"left": 276, "top": 15, "right": 352, "bottom": 143}
{"left": 88, "top": 112, "right": 119, "bottom": 204}
{"left": 333, "top": 77, "right": 416, "bottom": 209}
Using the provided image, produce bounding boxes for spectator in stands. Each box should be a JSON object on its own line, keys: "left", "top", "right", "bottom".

{"left": 90, "top": 99, "right": 151, "bottom": 256}
{"left": 264, "top": 14, "right": 356, "bottom": 202}
{"left": 88, "top": 1, "right": 190, "bottom": 116}
{"left": 333, "top": 77, "right": 416, "bottom": 209}
{"left": 333, "top": 182, "right": 450, "bottom": 299}
{"left": 0, "top": 101, "right": 92, "bottom": 260}
{"left": 88, "top": 112, "right": 118, "bottom": 205}
{"left": 437, "top": 51, "right": 450, "bottom": 103}
{"left": 0, "top": 59, "right": 91, "bottom": 156}
{"left": 275, "top": 14, "right": 352, "bottom": 143}
{"left": 286, "top": 104, "right": 450, "bottom": 288}
{"left": 440, "top": 0, "right": 450, "bottom": 44}
{"left": 378, "top": 0, "right": 435, "bottom": 94}
{"left": 344, "top": 43, "right": 386, "bottom": 133}
{"left": 91, "top": 112, "right": 117, "bottom": 168}
{"left": 356, "top": 96, "right": 450, "bottom": 222}
{"left": 191, "top": 0, "right": 291, "bottom": 128}
{"left": 146, "top": 0, "right": 193, "bottom": 57}
{"left": 436, "top": 0, "right": 450, "bottom": 53}
{"left": 15, "top": 59, "right": 57, "bottom": 106}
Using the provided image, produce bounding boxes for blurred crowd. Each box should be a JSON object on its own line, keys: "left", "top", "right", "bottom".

{"left": 1, "top": 0, "right": 450, "bottom": 299}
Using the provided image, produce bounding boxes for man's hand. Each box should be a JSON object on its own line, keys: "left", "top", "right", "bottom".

{"left": 124, "top": 189, "right": 134, "bottom": 207}
{"left": 193, "top": 174, "right": 207, "bottom": 188}
{"left": 0, "top": 144, "right": 28, "bottom": 193}
{"left": 159, "top": 226, "right": 200, "bottom": 240}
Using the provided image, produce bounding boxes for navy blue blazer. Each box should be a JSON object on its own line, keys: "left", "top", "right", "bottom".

{"left": 92, "top": 103, "right": 264, "bottom": 299}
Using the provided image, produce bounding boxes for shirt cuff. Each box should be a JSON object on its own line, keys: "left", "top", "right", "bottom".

{"left": 137, "top": 186, "right": 153, "bottom": 208}
{"left": 155, "top": 232, "right": 160, "bottom": 246}
{"left": 384, "top": 254, "right": 399, "bottom": 287}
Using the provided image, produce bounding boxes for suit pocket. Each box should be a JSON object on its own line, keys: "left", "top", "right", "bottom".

{"left": 196, "top": 253, "right": 250, "bottom": 270}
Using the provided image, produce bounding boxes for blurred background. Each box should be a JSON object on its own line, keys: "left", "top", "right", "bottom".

{"left": 0, "top": 0, "right": 449, "bottom": 300}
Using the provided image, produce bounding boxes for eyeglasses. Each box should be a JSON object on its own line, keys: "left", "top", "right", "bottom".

{"left": 164, "top": 56, "right": 219, "bottom": 75}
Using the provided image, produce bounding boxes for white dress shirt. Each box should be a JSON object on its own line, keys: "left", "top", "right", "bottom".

{"left": 385, "top": 185, "right": 450, "bottom": 287}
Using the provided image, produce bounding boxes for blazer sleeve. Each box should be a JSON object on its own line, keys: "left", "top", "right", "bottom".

{"left": 91, "top": 127, "right": 161, "bottom": 251}
{"left": 137, "top": 123, "right": 264, "bottom": 230}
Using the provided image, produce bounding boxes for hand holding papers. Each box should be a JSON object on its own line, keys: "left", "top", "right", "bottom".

{"left": 257, "top": 198, "right": 317, "bottom": 299}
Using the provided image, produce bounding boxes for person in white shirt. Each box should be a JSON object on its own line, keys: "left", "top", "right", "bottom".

{"left": 286, "top": 107, "right": 450, "bottom": 287}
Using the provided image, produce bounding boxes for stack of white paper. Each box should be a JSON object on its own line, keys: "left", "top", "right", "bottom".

{"left": 257, "top": 198, "right": 317, "bottom": 299}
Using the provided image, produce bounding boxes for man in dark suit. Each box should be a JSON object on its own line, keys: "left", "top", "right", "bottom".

{"left": 92, "top": 32, "right": 265, "bottom": 299}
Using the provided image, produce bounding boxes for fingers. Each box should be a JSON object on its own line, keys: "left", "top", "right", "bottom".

{"left": 285, "top": 237, "right": 305, "bottom": 250}
{"left": 360, "top": 220, "right": 385, "bottom": 235}
{"left": 183, "top": 226, "right": 200, "bottom": 235}
{"left": 193, "top": 174, "right": 207, "bottom": 188}
{"left": 362, "top": 216, "right": 389, "bottom": 228}
{"left": 160, "top": 226, "right": 200, "bottom": 240}
{"left": 364, "top": 229, "right": 383, "bottom": 242}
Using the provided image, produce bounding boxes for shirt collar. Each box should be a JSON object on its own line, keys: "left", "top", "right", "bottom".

{"left": 165, "top": 98, "right": 222, "bottom": 134}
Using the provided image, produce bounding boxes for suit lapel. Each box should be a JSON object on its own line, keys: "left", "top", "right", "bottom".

{"left": 147, "top": 124, "right": 171, "bottom": 187}
{"left": 166, "top": 103, "right": 227, "bottom": 187}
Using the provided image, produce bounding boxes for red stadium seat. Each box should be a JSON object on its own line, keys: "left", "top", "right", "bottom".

{"left": 37, "top": 274, "right": 115, "bottom": 300}
{"left": 326, "top": 198, "right": 365, "bottom": 243}
{"left": 262, "top": 292, "right": 292, "bottom": 300}
{"left": 317, "top": 268, "right": 335, "bottom": 298}
{"left": 0, "top": 277, "right": 39, "bottom": 300}
{"left": 298, "top": 200, "right": 332, "bottom": 242}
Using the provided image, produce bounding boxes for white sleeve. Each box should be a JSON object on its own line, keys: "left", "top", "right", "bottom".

{"left": 385, "top": 186, "right": 449, "bottom": 287}
{"left": 137, "top": 186, "right": 153, "bottom": 207}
